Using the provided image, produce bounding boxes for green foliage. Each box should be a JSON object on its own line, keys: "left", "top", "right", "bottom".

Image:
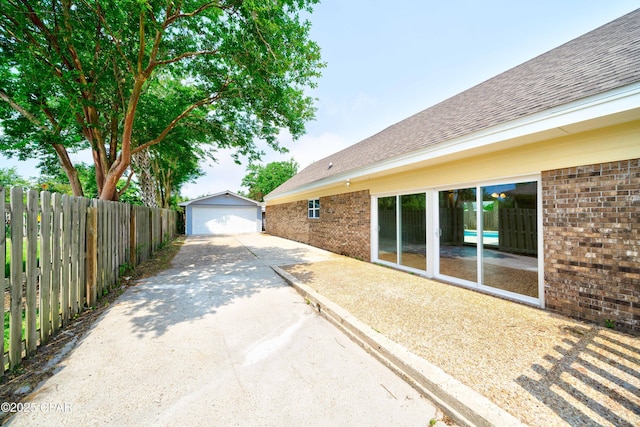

{"left": 0, "top": 167, "right": 32, "bottom": 190}
{"left": 401, "top": 193, "right": 426, "bottom": 210}
{"left": 116, "top": 178, "right": 144, "bottom": 206}
{"left": 241, "top": 159, "right": 299, "bottom": 201}
{"left": 36, "top": 162, "right": 142, "bottom": 202}
{"left": 0, "top": 0, "right": 324, "bottom": 200}
{"left": 4, "top": 237, "right": 40, "bottom": 279}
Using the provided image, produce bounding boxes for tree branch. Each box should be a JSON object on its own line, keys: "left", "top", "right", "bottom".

{"left": 117, "top": 169, "right": 135, "bottom": 197}
{"left": 137, "top": 11, "right": 145, "bottom": 75}
{"left": 165, "top": 1, "right": 222, "bottom": 26}
{"left": 132, "top": 100, "right": 209, "bottom": 154}
{"left": 132, "top": 78, "right": 231, "bottom": 154}
{"left": 78, "top": 0, "right": 135, "bottom": 74}
{"left": 18, "top": 0, "right": 75, "bottom": 71}
{"left": 153, "top": 50, "right": 220, "bottom": 67}
{"left": 0, "top": 89, "right": 46, "bottom": 131}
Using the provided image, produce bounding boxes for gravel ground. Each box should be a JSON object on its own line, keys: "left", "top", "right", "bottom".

{"left": 281, "top": 257, "right": 640, "bottom": 427}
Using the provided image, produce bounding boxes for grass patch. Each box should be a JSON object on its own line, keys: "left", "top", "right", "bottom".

{"left": 4, "top": 238, "right": 40, "bottom": 278}
{"left": 3, "top": 309, "right": 40, "bottom": 353}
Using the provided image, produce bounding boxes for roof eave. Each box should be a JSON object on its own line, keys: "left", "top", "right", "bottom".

{"left": 265, "top": 81, "right": 640, "bottom": 202}
{"left": 180, "top": 190, "right": 262, "bottom": 207}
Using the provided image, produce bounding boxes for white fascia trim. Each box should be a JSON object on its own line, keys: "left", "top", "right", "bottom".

{"left": 181, "top": 190, "right": 262, "bottom": 207}
{"left": 266, "top": 82, "right": 640, "bottom": 201}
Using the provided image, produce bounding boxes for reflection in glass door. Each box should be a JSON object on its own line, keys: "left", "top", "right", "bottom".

{"left": 481, "top": 182, "right": 538, "bottom": 297}
{"left": 437, "top": 181, "right": 539, "bottom": 300}
{"left": 378, "top": 196, "right": 397, "bottom": 264}
{"left": 400, "top": 194, "right": 426, "bottom": 271}
{"left": 438, "top": 188, "right": 477, "bottom": 283}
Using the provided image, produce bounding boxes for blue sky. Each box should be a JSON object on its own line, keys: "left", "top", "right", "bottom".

{"left": 2, "top": 1, "right": 638, "bottom": 199}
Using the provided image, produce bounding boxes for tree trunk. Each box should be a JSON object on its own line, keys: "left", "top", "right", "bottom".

{"left": 99, "top": 174, "right": 119, "bottom": 201}
{"left": 98, "top": 76, "right": 146, "bottom": 201}
{"left": 53, "top": 143, "right": 84, "bottom": 197}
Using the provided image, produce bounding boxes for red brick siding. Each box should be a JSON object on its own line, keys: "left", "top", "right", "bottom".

{"left": 265, "top": 199, "right": 309, "bottom": 243}
{"left": 266, "top": 190, "right": 371, "bottom": 261}
{"left": 542, "top": 159, "right": 640, "bottom": 334}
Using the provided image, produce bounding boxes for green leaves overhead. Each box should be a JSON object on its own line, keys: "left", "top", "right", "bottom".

{"left": 241, "top": 159, "right": 299, "bottom": 201}
{"left": 0, "top": 0, "right": 324, "bottom": 200}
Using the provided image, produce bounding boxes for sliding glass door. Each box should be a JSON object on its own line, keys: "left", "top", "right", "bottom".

{"left": 377, "top": 193, "right": 427, "bottom": 272}
{"left": 377, "top": 196, "right": 397, "bottom": 264}
{"left": 437, "top": 180, "right": 539, "bottom": 300}
{"left": 480, "top": 183, "right": 538, "bottom": 297}
{"left": 438, "top": 188, "right": 477, "bottom": 283}
{"left": 400, "top": 193, "right": 426, "bottom": 270}
{"left": 374, "top": 178, "right": 539, "bottom": 302}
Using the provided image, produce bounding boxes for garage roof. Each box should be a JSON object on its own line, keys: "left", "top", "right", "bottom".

{"left": 179, "top": 190, "right": 263, "bottom": 207}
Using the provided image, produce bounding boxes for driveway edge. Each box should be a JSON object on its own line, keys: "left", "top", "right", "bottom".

{"left": 273, "top": 265, "right": 525, "bottom": 427}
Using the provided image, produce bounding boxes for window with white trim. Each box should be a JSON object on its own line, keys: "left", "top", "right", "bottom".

{"left": 308, "top": 199, "right": 320, "bottom": 219}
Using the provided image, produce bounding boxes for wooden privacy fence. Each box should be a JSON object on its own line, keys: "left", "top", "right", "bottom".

{"left": 1, "top": 186, "right": 178, "bottom": 371}
{"left": 498, "top": 208, "right": 537, "bottom": 255}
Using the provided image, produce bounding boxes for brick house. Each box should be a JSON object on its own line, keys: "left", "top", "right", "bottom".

{"left": 264, "top": 10, "right": 640, "bottom": 334}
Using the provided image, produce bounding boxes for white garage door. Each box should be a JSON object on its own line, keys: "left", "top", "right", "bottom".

{"left": 192, "top": 206, "right": 259, "bottom": 235}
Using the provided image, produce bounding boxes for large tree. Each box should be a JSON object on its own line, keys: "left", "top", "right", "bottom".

{"left": 241, "top": 158, "right": 298, "bottom": 201}
{"left": 0, "top": 0, "right": 323, "bottom": 200}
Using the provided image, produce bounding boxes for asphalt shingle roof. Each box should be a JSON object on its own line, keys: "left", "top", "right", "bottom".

{"left": 268, "top": 9, "right": 640, "bottom": 199}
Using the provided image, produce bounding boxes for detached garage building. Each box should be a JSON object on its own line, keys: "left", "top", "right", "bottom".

{"left": 180, "top": 191, "right": 263, "bottom": 235}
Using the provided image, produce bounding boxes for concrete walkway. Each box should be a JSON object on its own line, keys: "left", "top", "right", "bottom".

{"left": 256, "top": 235, "right": 640, "bottom": 427}
{"left": 6, "top": 235, "right": 441, "bottom": 426}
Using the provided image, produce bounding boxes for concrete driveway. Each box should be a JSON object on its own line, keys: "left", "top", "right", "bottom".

{"left": 7, "top": 234, "right": 439, "bottom": 426}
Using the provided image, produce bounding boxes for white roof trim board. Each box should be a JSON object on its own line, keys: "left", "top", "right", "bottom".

{"left": 266, "top": 82, "right": 640, "bottom": 201}
{"left": 179, "top": 190, "right": 263, "bottom": 207}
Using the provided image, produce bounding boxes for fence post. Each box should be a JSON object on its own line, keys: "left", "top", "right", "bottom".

{"left": 40, "top": 191, "right": 52, "bottom": 344}
{"left": 9, "top": 187, "right": 24, "bottom": 369}
{"left": 129, "top": 206, "right": 137, "bottom": 267}
{"left": 61, "top": 195, "right": 71, "bottom": 326}
{"left": 78, "top": 199, "right": 87, "bottom": 308}
{"left": 0, "top": 187, "right": 5, "bottom": 367}
{"left": 94, "top": 200, "right": 102, "bottom": 297}
{"left": 51, "top": 193, "right": 62, "bottom": 334}
{"left": 25, "top": 190, "right": 38, "bottom": 356}
{"left": 70, "top": 197, "right": 79, "bottom": 315}
{"left": 86, "top": 207, "right": 98, "bottom": 307}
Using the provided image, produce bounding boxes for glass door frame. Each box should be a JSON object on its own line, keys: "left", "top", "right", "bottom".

{"left": 371, "top": 175, "right": 543, "bottom": 308}
{"left": 432, "top": 174, "right": 544, "bottom": 307}
{"left": 370, "top": 190, "right": 433, "bottom": 276}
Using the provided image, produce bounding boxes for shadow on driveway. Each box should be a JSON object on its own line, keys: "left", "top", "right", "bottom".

{"left": 118, "top": 234, "right": 338, "bottom": 339}
{"left": 120, "top": 235, "right": 286, "bottom": 338}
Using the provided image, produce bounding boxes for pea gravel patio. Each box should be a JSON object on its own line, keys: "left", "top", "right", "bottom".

{"left": 235, "top": 234, "right": 640, "bottom": 427}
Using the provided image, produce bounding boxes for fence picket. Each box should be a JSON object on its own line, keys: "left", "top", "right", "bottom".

{"left": 2, "top": 186, "right": 179, "bottom": 372}
{"left": 51, "top": 193, "right": 62, "bottom": 334}
{"left": 25, "top": 190, "right": 38, "bottom": 356}
{"left": 70, "top": 196, "right": 79, "bottom": 315}
{"left": 86, "top": 207, "right": 98, "bottom": 307}
{"left": 9, "top": 187, "right": 24, "bottom": 369}
{"left": 1, "top": 187, "right": 5, "bottom": 367}
{"left": 40, "top": 191, "right": 52, "bottom": 343}
{"left": 61, "top": 195, "right": 71, "bottom": 326}
{"left": 95, "top": 200, "right": 103, "bottom": 297}
{"left": 78, "top": 199, "right": 87, "bottom": 309}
